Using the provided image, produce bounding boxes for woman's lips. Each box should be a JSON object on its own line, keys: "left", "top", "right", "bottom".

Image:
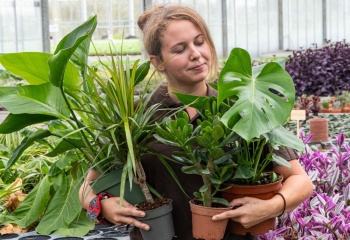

{"left": 190, "top": 63, "right": 205, "bottom": 71}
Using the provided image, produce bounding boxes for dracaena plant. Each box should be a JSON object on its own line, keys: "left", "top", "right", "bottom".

{"left": 261, "top": 132, "right": 350, "bottom": 239}
{"left": 173, "top": 48, "right": 304, "bottom": 185}
{"left": 154, "top": 97, "right": 239, "bottom": 207}
{"left": 0, "top": 15, "right": 162, "bottom": 235}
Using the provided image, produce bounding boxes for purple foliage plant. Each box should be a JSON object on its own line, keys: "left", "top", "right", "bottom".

{"left": 260, "top": 132, "right": 350, "bottom": 239}
{"left": 286, "top": 40, "right": 350, "bottom": 97}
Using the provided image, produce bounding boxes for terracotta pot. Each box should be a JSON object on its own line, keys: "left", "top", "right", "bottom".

{"left": 330, "top": 108, "right": 342, "bottom": 113}
{"left": 308, "top": 118, "right": 329, "bottom": 143}
{"left": 189, "top": 200, "right": 230, "bottom": 240}
{"left": 319, "top": 108, "right": 330, "bottom": 113}
{"left": 222, "top": 175, "right": 283, "bottom": 235}
{"left": 341, "top": 107, "right": 350, "bottom": 113}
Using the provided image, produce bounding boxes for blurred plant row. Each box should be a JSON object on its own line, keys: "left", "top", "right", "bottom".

{"left": 294, "top": 91, "right": 350, "bottom": 118}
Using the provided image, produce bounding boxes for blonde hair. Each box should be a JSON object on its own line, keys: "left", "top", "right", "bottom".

{"left": 137, "top": 4, "right": 218, "bottom": 80}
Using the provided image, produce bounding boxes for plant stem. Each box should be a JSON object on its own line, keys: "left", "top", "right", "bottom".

{"left": 202, "top": 174, "right": 212, "bottom": 207}
{"left": 135, "top": 160, "right": 154, "bottom": 204}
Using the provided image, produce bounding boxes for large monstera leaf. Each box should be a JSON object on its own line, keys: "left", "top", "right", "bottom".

{"left": 217, "top": 48, "right": 295, "bottom": 142}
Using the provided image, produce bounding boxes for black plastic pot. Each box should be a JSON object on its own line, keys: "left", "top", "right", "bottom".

{"left": 137, "top": 200, "right": 174, "bottom": 240}
{"left": 90, "top": 168, "right": 145, "bottom": 205}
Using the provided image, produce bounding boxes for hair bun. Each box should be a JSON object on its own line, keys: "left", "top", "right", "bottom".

{"left": 137, "top": 5, "right": 164, "bottom": 31}
{"left": 137, "top": 12, "right": 150, "bottom": 31}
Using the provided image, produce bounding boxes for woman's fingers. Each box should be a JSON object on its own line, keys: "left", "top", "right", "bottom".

{"left": 101, "top": 197, "right": 150, "bottom": 230}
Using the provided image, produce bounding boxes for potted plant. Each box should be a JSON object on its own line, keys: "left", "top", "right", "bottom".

{"left": 297, "top": 95, "right": 311, "bottom": 118}
{"left": 154, "top": 98, "right": 239, "bottom": 240}
{"left": 309, "top": 95, "right": 321, "bottom": 116}
{"left": 160, "top": 48, "right": 304, "bottom": 236}
{"left": 342, "top": 90, "right": 350, "bottom": 113}
{"left": 320, "top": 98, "right": 331, "bottom": 113}
{"left": 331, "top": 100, "right": 342, "bottom": 113}
{"left": 0, "top": 15, "right": 174, "bottom": 239}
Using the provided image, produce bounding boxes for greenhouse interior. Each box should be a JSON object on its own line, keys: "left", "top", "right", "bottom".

{"left": 1, "top": 0, "right": 350, "bottom": 239}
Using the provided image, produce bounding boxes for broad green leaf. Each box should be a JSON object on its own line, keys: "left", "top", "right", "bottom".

{"left": 16, "top": 176, "right": 52, "bottom": 227}
{"left": 217, "top": 48, "right": 295, "bottom": 142}
{"left": 7, "top": 129, "right": 52, "bottom": 169}
{"left": 0, "top": 52, "right": 81, "bottom": 88}
{"left": 0, "top": 113, "right": 57, "bottom": 133}
{"left": 271, "top": 153, "right": 291, "bottom": 168}
{"left": 54, "top": 151, "right": 81, "bottom": 171}
{"left": 252, "top": 57, "right": 286, "bottom": 77}
{"left": 267, "top": 125, "right": 305, "bottom": 152}
{"left": 46, "top": 137, "right": 86, "bottom": 157}
{"left": 0, "top": 83, "right": 70, "bottom": 118}
{"left": 36, "top": 174, "right": 82, "bottom": 234}
{"left": 52, "top": 210, "right": 94, "bottom": 237}
{"left": 49, "top": 15, "right": 97, "bottom": 87}
{"left": 135, "top": 61, "right": 151, "bottom": 86}
{"left": 233, "top": 163, "right": 255, "bottom": 180}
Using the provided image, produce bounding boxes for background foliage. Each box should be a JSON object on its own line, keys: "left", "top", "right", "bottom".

{"left": 286, "top": 40, "right": 350, "bottom": 97}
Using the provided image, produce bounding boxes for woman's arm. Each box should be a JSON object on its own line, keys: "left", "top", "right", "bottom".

{"left": 79, "top": 169, "right": 150, "bottom": 230}
{"left": 79, "top": 169, "right": 100, "bottom": 209}
{"left": 212, "top": 159, "right": 313, "bottom": 228}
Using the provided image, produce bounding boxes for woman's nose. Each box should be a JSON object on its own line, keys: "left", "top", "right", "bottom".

{"left": 189, "top": 46, "right": 201, "bottom": 60}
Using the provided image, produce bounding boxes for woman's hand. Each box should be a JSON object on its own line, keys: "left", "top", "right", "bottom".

{"left": 101, "top": 197, "right": 150, "bottom": 231}
{"left": 212, "top": 196, "right": 281, "bottom": 228}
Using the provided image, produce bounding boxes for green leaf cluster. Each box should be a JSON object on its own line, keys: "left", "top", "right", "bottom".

{"left": 156, "top": 48, "right": 305, "bottom": 195}
{"left": 0, "top": 15, "right": 160, "bottom": 235}
{"left": 155, "top": 98, "right": 239, "bottom": 207}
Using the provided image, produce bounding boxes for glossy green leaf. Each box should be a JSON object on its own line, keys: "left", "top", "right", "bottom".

{"left": 36, "top": 174, "right": 82, "bottom": 234}
{"left": 271, "top": 153, "right": 291, "bottom": 168}
{"left": 0, "top": 52, "right": 81, "bottom": 88}
{"left": 134, "top": 61, "right": 151, "bottom": 86}
{"left": 218, "top": 48, "right": 295, "bottom": 142}
{"left": 53, "top": 210, "right": 94, "bottom": 236}
{"left": 49, "top": 15, "right": 97, "bottom": 87}
{"left": 16, "top": 176, "right": 52, "bottom": 227}
{"left": 0, "top": 83, "right": 70, "bottom": 118}
{"left": 0, "top": 113, "right": 57, "bottom": 133}
{"left": 267, "top": 125, "right": 305, "bottom": 152}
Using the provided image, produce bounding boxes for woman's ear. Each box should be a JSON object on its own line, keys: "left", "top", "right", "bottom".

{"left": 150, "top": 55, "right": 166, "bottom": 72}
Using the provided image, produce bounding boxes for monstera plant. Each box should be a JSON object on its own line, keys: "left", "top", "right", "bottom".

{"left": 154, "top": 48, "right": 305, "bottom": 237}
{"left": 153, "top": 48, "right": 306, "bottom": 237}
{"left": 0, "top": 15, "right": 165, "bottom": 237}
{"left": 173, "top": 48, "right": 304, "bottom": 185}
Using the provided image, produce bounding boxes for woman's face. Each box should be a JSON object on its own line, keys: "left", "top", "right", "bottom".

{"left": 152, "top": 20, "right": 212, "bottom": 87}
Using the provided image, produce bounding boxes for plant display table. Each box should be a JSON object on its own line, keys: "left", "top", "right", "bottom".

{"left": 1, "top": 224, "right": 131, "bottom": 240}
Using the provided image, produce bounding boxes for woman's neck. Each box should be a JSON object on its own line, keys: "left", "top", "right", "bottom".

{"left": 167, "top": 81, "right": 207, "bottom": 103}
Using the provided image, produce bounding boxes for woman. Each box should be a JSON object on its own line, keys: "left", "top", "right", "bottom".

{"left": 79, "top": 4, "right": 313, "bottom": 240}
